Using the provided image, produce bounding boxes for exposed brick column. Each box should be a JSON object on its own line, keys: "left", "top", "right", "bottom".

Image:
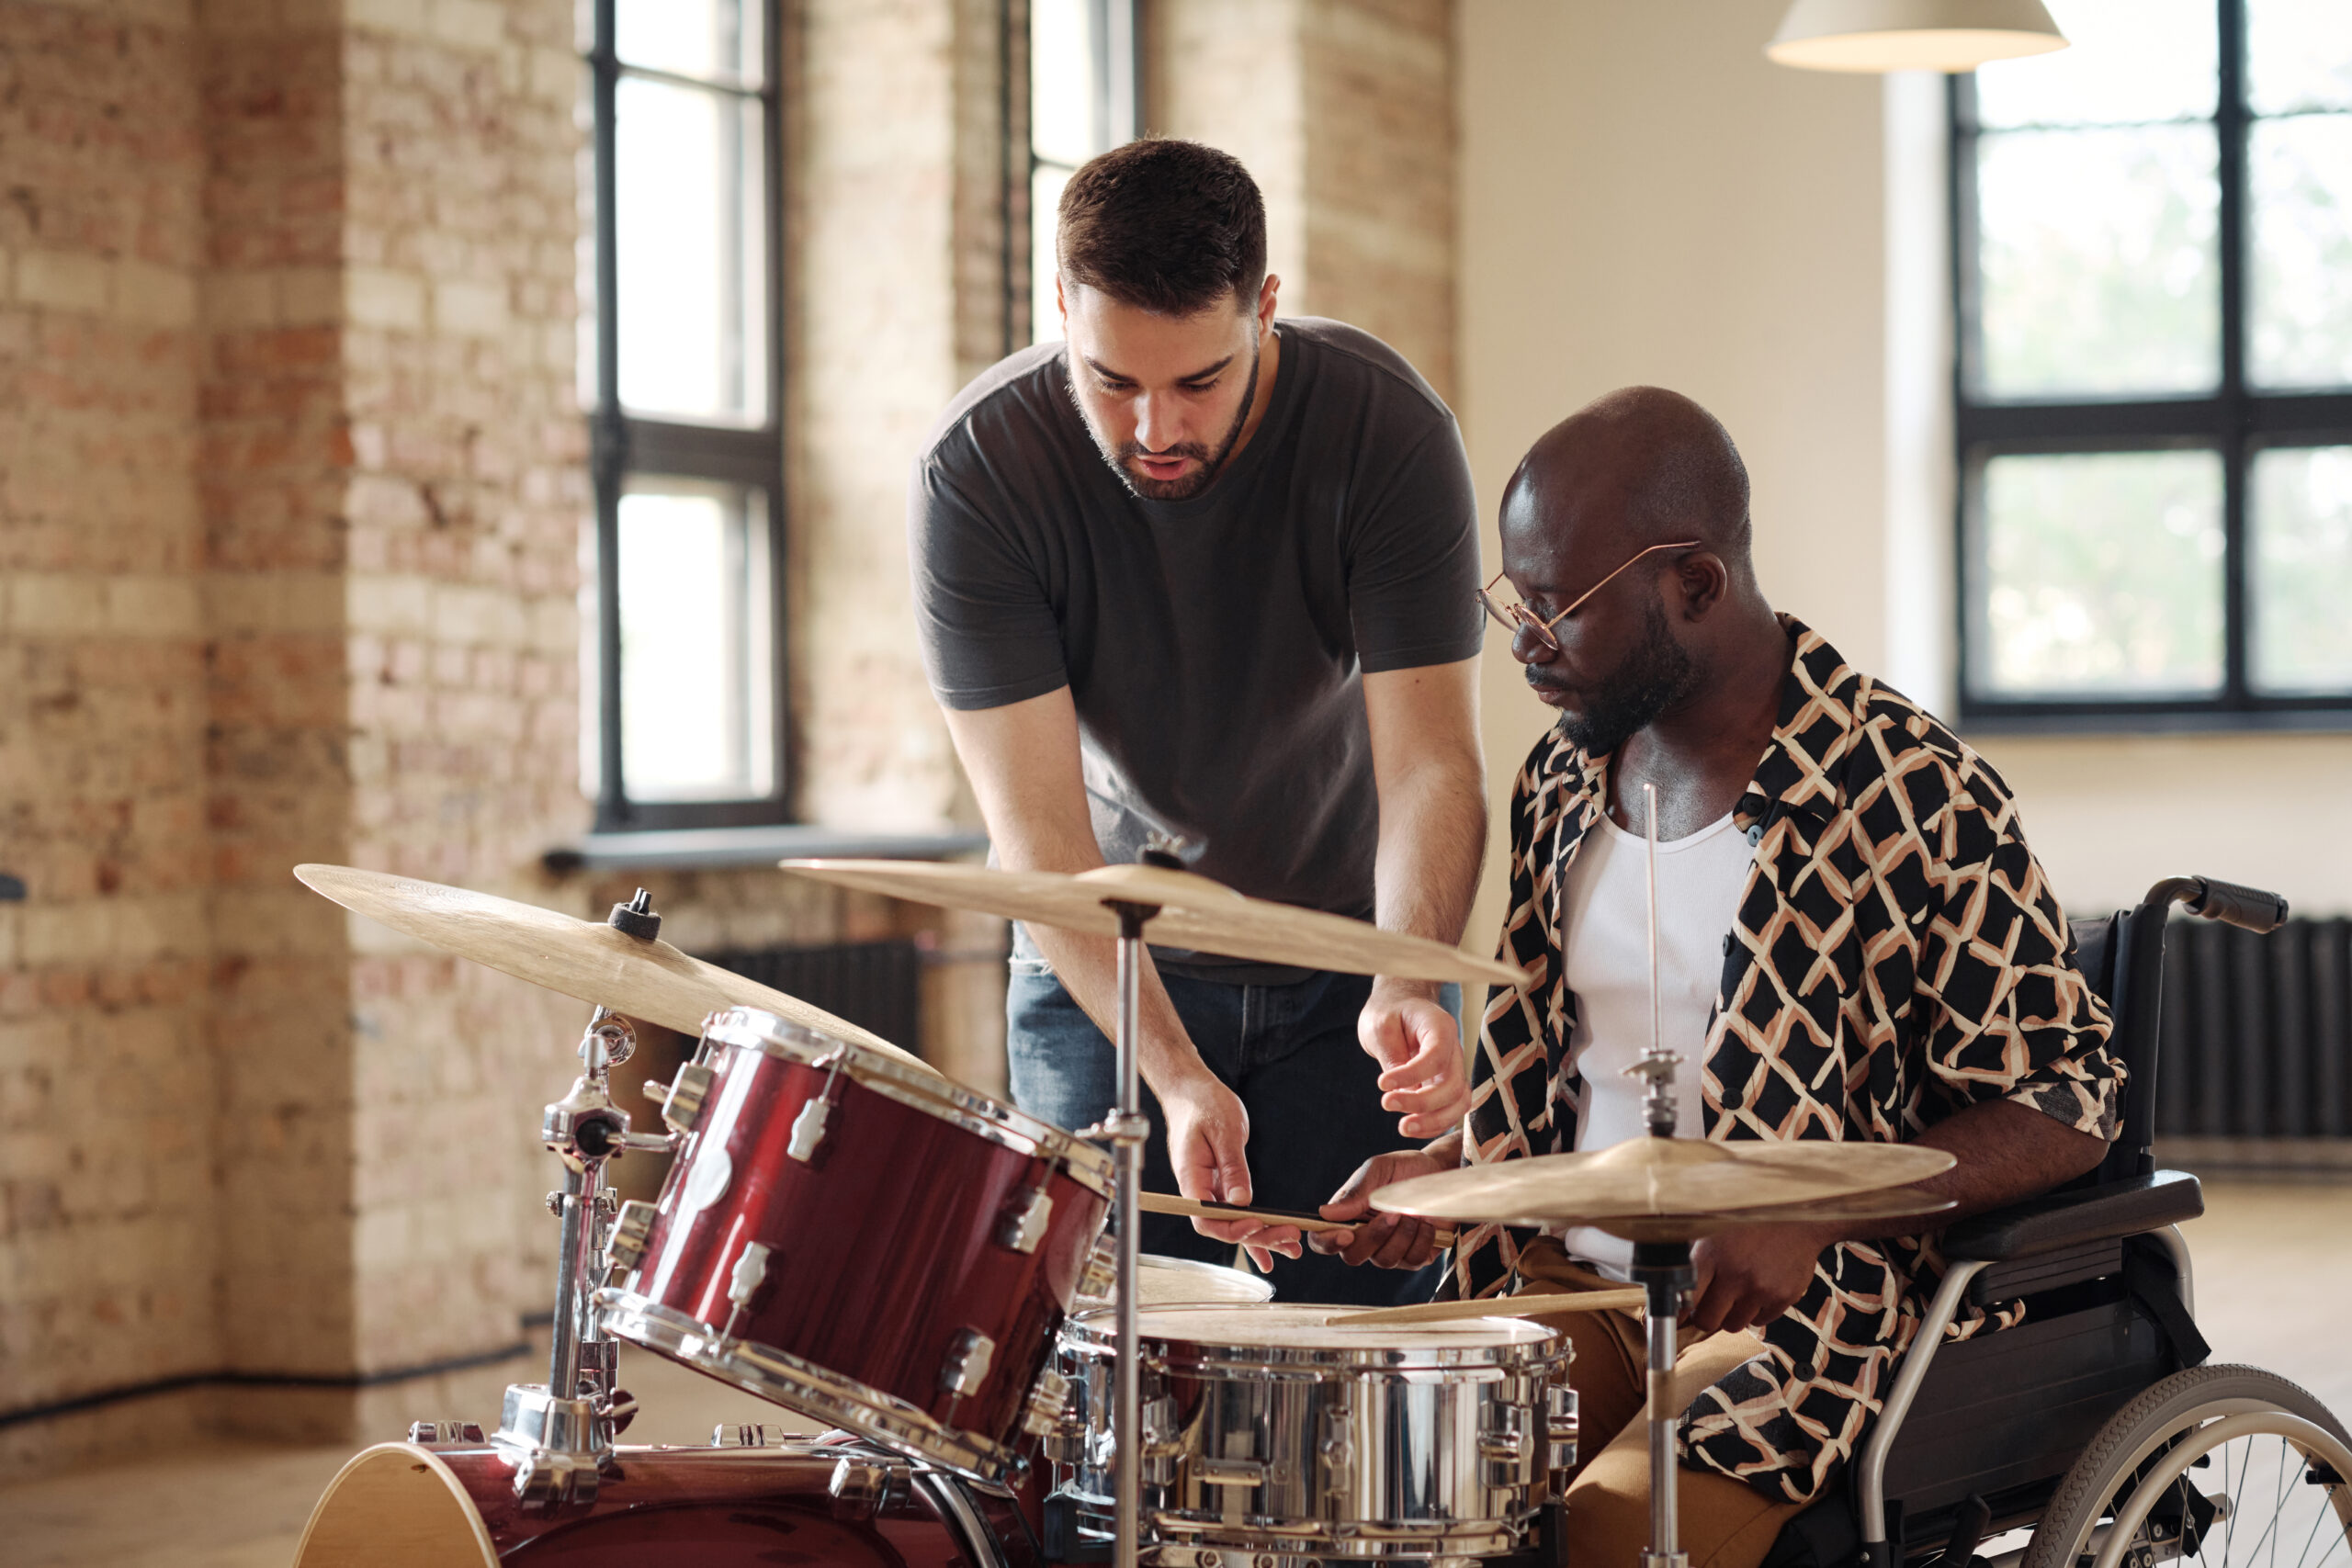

{"left": 1148, "top": 0, "right": 1456, "bottom": 401}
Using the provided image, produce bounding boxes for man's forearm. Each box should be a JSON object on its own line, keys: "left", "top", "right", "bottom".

{"left": 1824, "top": 1098, "right": 2110, "bottom": 1245}
{"left": 1370, "top": 760, "right": 1487, "bottom": 998}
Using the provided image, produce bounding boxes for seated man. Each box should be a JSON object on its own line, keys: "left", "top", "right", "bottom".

{"left": 1309, "top": 387, "right": 2124, "bottom": 1568}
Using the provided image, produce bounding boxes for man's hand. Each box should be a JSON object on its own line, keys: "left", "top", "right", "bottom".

{"left": 1686, "top": 1222, "right": 1837, "bottom": 1335}
{"left": 1161, "top": 1072, "right": 1301, "bottom": 1269}
{"left": 1306, "top": 1147, "right": 1453, "bottom": 1270}
{"left": 1359, "top": 981, "right": 1472, "bottom": 1139}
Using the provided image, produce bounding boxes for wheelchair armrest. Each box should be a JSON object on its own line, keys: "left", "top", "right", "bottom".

{"left": 1942, "top": 1169, "right": 2203, "bottom": 1263}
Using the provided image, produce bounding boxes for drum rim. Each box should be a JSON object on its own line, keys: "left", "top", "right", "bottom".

{"left": 595, "top": 1287, "right": 1033, "bottom": 1487}
{"left": 1060, "top": 1303, "right": 1568, "bottom": 1367}
{"left": 706, "top": 1008, "right": 1115, "bottom": 1197}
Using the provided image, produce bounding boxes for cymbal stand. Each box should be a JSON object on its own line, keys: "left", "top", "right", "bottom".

{"left": 1099, "top": 895, "right": 1159, "bottom": 1568}
{"left": 1626, "top": 782, "right": 1692, "bottom": 1568}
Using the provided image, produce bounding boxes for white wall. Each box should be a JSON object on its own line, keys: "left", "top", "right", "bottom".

{"left": 1454, "top": 0, "right": 2351, "bottom": 937}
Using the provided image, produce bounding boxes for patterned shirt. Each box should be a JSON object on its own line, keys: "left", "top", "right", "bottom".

{"left": 1450, "top": 615, "right": 2122, "bottom": 1505}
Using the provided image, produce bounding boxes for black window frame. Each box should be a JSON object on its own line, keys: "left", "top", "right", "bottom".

{"left": 583, "top": 0, "right": 790, "bottom": 830}
{"left": 1950, "top": 0, "right": 2352, "bottom": 733}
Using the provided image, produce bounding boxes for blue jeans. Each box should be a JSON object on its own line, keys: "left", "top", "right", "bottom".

{"left": 1006, "top": 957, "right": 1457, "bottom": 1307}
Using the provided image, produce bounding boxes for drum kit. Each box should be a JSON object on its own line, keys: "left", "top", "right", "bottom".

{"left": 288, "top": 796, "right": 1955, "bottom": 1568}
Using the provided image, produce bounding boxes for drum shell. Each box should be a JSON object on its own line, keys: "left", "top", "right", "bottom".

{"left": 1057, "top": 1305, "right": 1570, "bottom": 1560}
{"left": 603, "top": 1013, "right": 1110, "bottom": 1482}
{"left": 291, "top": 1438, "right": 1028, "bottom": 1568}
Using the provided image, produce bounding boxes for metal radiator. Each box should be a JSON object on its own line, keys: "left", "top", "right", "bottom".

{"left": 700, "top": 938, "right": 925, "bottom": 1055}
{"left": 2154, "top": 916, "right": 2352, "bottom": 1139}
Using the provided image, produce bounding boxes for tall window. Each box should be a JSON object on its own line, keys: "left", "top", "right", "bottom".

{"left": 581, "top": 0, "right": 786, "bottom": 829}
{"left": 1025, "top": 0, "right": 1141, "bottom": 344}
{"left": 1952, "top": 0, "right": 2352, "bottom": 728}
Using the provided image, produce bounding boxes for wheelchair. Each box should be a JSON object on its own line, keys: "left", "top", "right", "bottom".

{"left": 1761, "top": 875, "right": 2352, "bottom": 1568}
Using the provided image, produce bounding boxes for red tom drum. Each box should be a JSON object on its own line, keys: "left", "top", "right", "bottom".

{"left": 596, "top": 1008, "right": 1113, "bottom": 1484}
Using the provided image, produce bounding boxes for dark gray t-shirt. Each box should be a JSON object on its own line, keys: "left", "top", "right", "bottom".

{"left": 910, "top": 317, "right": 1482, "bottom": 977}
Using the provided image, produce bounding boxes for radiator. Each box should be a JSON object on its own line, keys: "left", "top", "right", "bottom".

{"left": 700, "top": 938, "right": 925, "bottom": 1055}
{"left": 2153, "top": 916, "right": 2352, "bottom": 1140}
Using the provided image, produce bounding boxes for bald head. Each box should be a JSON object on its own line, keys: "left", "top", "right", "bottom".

{"left": 1503, "top": 386, "right": 1752, "bottom": 570}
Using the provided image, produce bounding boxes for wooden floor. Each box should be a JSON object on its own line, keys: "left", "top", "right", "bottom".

{"left": 8, "top": 1179, "right": 2349, "bottom": 1567}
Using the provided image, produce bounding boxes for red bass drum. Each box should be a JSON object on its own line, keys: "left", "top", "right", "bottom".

{"left": 597, "top": 1008, "right": 1113, "bottom": 1485}
{"left": 290, "top": 1438, "right": 1040, "bottom": 1568}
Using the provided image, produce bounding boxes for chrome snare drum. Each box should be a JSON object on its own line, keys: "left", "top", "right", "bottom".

{"left": 1052, "top": 1303, "right": 1575, "bottom": 1564}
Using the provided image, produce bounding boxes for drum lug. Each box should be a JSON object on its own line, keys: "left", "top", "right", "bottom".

{"left": 998, "top": 1186, "right": 1055, "bottom": 1254}
{"left": 605, "top": 1200, "right": 656, "bottom": 1277}
{"left": 1545, "top": 1382, "right": 1580, "bottom": 1485}
{"left": 1076, "top": 1235, "right": 1116, "bottom": 1301}
{"left": 1194, "top": 1454, "right": 1272, "bottom": 1489}
{"left": 712, "top": 1423, "right": 796, "bottom": 1447}
{"left": 406, "top": 1420, "right": 484, "bottom": 1444}
{"left": 1317, "top": 1406, "right": 1355, "bottom": 1495}
{"left": 940, "top": 1327, "right": 997, "bottom": 1396}
{"left": 787, "top": 1096, "right": 831, "bottom": 1161}
{"left": 1478, "top": 1406, "right": 1534, "bottom": 1488}
{"left": 653, "top": 1062, "right": 714, "bottom": 1134}
{"left": 829, "top": 1453, "right": 910, "bottom": 1518}
{"left": 1140, "top": 1393, "right": 1180, "bottom": 1484}
{"left": 1021, "top": 1365, "right": 1073, "bottom": 1437}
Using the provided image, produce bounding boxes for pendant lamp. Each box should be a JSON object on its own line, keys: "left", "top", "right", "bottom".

{"left": 1766, "top": 0, "right": 2068, "bottom": 73}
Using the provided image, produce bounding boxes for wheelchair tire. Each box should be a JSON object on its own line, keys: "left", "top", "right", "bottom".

{"left": 2022, "top": 1364, "right": 2352, "bottom": 1568}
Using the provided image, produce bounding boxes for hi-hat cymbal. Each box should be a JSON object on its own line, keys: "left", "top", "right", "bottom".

{"left": 1576, "top": 1185, "right": 1958, "bottom": 1243}
{"left": 778, "top": 860, "right": 1529, "bottom": 990}
{"left": 1370, "top": 1136, "right": 1955, "bottom": 1226}
{"left": 294, "top": 863, "right": 942, "bottom": 1078}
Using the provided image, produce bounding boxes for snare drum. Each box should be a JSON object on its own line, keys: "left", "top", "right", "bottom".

{"left": 291, "top": 1436, "right": 1032, "bottom": 1568}
{"left": 595, "top": 1009, "right": 1113, "bottom": 1485}
{"left": 1053, "top": 1303, "right": 1572, "bottom": 1564}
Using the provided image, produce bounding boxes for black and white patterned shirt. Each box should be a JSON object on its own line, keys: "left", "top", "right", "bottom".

{"left": 1451, "top": 615, "right": 2123, "bottom": 1505}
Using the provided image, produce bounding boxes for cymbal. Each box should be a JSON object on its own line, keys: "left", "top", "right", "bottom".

{"left": 1576, "top": 1185, "right": 1958, "bottom": 1243}
{"left": 1370, "top": 1136, "right": 1955, "bottom": 1225}
{"left": 778, "top": 860, "right": 1528, "bottom": 990}
{"left": 293, "top": 864, "right": 942, "bottom": 1078}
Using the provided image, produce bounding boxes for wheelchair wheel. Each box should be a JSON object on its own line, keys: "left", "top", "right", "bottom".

{"left": 2023, "top": 1365, "right": 2352, "bottom": 1568}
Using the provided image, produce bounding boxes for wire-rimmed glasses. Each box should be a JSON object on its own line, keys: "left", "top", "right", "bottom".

{"left": 1476, "top": 539, "right": 1702, "bottom": 655}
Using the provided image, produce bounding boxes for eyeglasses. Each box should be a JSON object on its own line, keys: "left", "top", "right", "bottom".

{"left": 1476, "top": 539, "right": 1702, "bottom": 655}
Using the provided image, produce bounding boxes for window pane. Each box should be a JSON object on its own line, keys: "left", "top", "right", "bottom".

{"left": 1973, "top": 125, "right": 2220, "bottom": 399}
{"left": 1032, "top": 164, "right": 1070, "bottom": 344}
{"left": 2251, "top": 446, "right": 2352, "bottom": 694}
{"left": 1033, "top": 0, "right": 1102, "bottom": 168}
{"left": 2248, "top": 0, "right": 2352, "bottom": 116}
{"left": 616, "top": 76, "right": 766, "bottom": 423}
{"left": 607, "top": 481, "right": 776, "bottom": 801}
{"left": 617, "top": 0, "right": 762, "bottom": 87}
{"left": 1974, "top": 449, "right": 2224, "bottom": 695}
{"left": 2248, "top": 114, "right": 2352, "bottom": 390}
{"left": 1973, "top": 0, "right": 2215, "bottom": 129}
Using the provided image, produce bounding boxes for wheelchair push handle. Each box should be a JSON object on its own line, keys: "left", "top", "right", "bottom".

{"left": 2145, "top": 874, "right": 2290, "bottom": 934}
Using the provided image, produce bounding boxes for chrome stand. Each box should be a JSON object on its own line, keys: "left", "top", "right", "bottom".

{"left": 1101, "top": 898, "right": 1159, "bottom": 1568}
{"left": 1626, "top": 781, "right": 1690, "bottom": 1568}
{"left": 491, "top": 892, "right": 674, "bottom": 1506}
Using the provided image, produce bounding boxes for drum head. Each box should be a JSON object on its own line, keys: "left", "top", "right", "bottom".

{"left": 1077, "top": 1255, "right": 1275, "bottom": 1310}
{"left": 293, "top": 1444, "right": 495, "bottom": 1568}
{"left": 1067, "top": 1301, "right": 1562, "bottom": 1370}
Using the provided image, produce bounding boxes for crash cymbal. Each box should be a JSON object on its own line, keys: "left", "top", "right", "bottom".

{"left": 1369, "top": 1136, "right": 1955, "bottom": 1225}
{"left": 778, "top": 860, "right": 1529, "bottom": 990}
{"left": 294, "top": 864, "right": 942, "bottom": 1079}
{"left": 1577, "top": 1185, "right": 1959, "bottom": 1243}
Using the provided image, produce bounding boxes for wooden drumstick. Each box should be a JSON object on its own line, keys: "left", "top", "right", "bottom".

{"left": 1139, "top": 1191, "right": 1458, "bottom": 1247}
{"left": 1319, "top": 1288, "right": 1646, "bottom": 1326}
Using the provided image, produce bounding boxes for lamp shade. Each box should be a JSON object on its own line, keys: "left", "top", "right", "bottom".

{"left": 1766, "top": 0, "right": 2068, "bottom": 72}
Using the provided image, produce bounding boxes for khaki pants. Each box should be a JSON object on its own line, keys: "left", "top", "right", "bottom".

{"left": 1513, "top": 1238, "right": 1807, "bottom": 1568}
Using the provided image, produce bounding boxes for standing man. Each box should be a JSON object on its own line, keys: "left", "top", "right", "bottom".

{"left": 909, "top": 139, "right": 1486, "bottom": 1303}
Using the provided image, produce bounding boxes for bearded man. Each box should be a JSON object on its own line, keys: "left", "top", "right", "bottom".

{"left": 908, "top": 138, "right": 1487, "bottom": 1303}
{"left": 1315, "top": 387, "right": 2124, "bottom": 1558}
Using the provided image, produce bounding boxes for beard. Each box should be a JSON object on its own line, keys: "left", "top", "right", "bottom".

{"left": 1075, "top": 337, "right": 1261, "bottom": 502}
{"left": 1550, "top": 592, "right": 1702, "bottom": 759}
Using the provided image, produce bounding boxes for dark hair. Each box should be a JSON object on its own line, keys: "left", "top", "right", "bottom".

{"left": 1056, "top": 139, "right": 1267, "bottom": 317}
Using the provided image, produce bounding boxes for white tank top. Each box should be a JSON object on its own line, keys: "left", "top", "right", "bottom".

{"left": 1554, "top": 809, "right": 1752, "bottom": 1274}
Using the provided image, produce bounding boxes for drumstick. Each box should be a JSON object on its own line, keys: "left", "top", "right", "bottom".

{"left": 1138, "top": 1191, "right": 1458, "bottom": 1246}
{"left": 1319, "top": 1288, "right": 1646, "bottom": 1326}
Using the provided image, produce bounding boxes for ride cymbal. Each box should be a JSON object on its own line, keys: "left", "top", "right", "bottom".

{"left": 294, "top": 863, "right": 941, "bottom": 1078}
{"left": 778, "top": 860, "right": 1529, "bottom": 990}
{"left": 1369, "top": 1136, "right": 1955, "bottom": 1226}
